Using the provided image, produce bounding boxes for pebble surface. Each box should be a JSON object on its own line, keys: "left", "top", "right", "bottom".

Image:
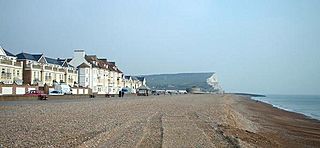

{"left": 1, "top": 94, "right": 319, "bottom": 147}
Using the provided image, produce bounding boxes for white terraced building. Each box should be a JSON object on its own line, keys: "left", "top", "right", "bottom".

{"left": 68, "top": 50, "right": 124, "bottom": 94}
{"left": 0, "top": 46, "right": 23, "bottom": 84}
{"left": 16, "top": 52, "right": 78, "bottom": 86}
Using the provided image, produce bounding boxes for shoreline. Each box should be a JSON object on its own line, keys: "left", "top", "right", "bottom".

{"left": 249, "top": 95, "right": 320, "bottom": 121}
{"left": 0, "top": 94, "right": 319, "bottom": 147}
{"left": 235, "top": 95, "right": 320, "bottom": 147}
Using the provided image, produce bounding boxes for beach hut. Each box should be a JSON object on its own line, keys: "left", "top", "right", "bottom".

{"left": 137, "top": 85, "right": 151, "bottom": 96}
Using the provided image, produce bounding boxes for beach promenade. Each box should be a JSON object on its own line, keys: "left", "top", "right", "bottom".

{"left": 0, "top": 94, "right": 319, "bottom": 147}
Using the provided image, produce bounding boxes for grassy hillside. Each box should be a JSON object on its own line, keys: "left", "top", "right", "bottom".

{"left": 142, "top": 72, "right": 215, "bottom": 91}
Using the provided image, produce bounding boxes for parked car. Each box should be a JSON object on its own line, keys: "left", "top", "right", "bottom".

{"left": 49, "top": 90, "right": 63, "bottom": 96}
{"left": 24, "top": 90, "right": 48, "bottom": 100}
{"left": 53, "top": 83, "right": 72, "bottom": 95}
{"left": 121, "top": 88, "right": 131, "bottom": 94}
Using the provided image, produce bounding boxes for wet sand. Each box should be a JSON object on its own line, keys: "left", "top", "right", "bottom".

{"left": 0, "top": 94, "right": 319, "bottom": 147}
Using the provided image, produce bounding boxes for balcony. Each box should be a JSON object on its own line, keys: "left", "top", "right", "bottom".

{"left": 53, "top": 67, "right": 58, "bottom": 71}
{"left": 45, "top": 76, "right": 52, "bottom": 81}
{"left": 1, "top": 73, "right": 12, "bottom": 79}
{"left": 0, "top": 59, "right": 13, "bottom": 65}
{"left": 68, "top": 69, "right": 77, "bottom": 74}
{"left": 32, "top": 64, "right": 42, "bottom": 69}
{"left": 45, "top": 66, "right": 52, "bottom": 70}
{"left": 59, "top": 68, "right": 65, "bottom": 72}
{"left": 0, "top": 59, "right": 22, "bottom": 68}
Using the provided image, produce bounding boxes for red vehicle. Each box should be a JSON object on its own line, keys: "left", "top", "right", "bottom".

{"left": 24, "top": 90, "right": 48, "bottom": 100}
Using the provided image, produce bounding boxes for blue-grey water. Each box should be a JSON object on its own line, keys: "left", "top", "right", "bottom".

{"left": 253, "top": 95, "right": 320, "bottom": 120}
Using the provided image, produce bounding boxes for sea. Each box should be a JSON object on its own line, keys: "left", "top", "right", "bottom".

{"left": 252, "top": 95, "right": 320, "bottom": 120}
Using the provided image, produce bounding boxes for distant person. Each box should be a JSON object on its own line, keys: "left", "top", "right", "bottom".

{"left": 121, "top": 91, "right": 125, "bottom": 97}
{"left": 119, "top": 91, "right": 122, "bottom": 97}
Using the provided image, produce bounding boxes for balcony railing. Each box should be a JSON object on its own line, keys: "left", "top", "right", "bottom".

{"left": 0, "top": 59, "right": 13, "bottom": 65}
{"left": 0, "top": 59, "right": 22, "bottom": 67}
{"left": 59, "top": 68, "right": 65, "bottom": 72}
{"left": 1, "top": 73, "right": 12, "bottom": 79}
{"left": 45, "top": 66, "right": 52, "bottom": 70}
{"left": 32, "top": 64, "right": 42, "bottom": 69}
{"left": 45, "top": 76, "right": 52, "bottom": 81}
{"left": 53, "top": 67, "right": 58, "bottom": 71}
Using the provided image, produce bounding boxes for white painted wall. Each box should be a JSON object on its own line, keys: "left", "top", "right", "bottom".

{"left": 2, "top": 87, "right": 13, "bottom": 95}
{"left": 0, "top": 47, "right": 6, "bottom": 56}
{"left": 78, "top": 89, "right": 83, "bottom": 94}
{"left": 72, "top": 88, "right": 78, "bottom": 94}
{"left": 16, "top": 87, "right": 26, "bottom": 95}
{"left": 84, "top": 89, "right": 88, "bottom": 94}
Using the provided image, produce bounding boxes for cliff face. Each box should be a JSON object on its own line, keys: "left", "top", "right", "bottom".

{"left": 142, "top": 72, "right": 220, "bottom": 91}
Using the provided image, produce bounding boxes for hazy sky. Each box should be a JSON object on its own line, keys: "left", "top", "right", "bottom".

{"left": 1, "top": 0, "right": 320, "bottom": 95}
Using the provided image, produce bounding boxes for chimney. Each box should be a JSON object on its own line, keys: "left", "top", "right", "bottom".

{"left": 74, "top": 49, "right": 85, "bottom": 58}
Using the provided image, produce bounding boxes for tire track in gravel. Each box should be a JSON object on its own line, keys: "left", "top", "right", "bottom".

{"left": 187, "top": 112, "right": 240, "bottom": 148}
{"left": 136, "top": 112, "right": 164, "bottom": 148}
{"left": 78, "top": 118, "right": 147, "bottom": 148}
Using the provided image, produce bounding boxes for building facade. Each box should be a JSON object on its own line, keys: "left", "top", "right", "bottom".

{"left": 0, "top": 47, "right": 23, "bottom": 84}
{"left": 124, "top": 76, "right": 145, "bottom": 93}
{"left": 68, "top": 50, "right": 124, "bottom": 94}
{"left": 16, "top": 52, "right": 78, "bottom": 86}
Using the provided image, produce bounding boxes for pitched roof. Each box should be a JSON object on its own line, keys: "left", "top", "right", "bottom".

{"left": 66, "top": 58, "right": 72, "bottom": 62}
{"left": 136, "top": 77, "right": 145, "bottom": 81}
{"left": 131, "top": 76, "right": 139, "bottom": 81}
{"left": 78, "top": 62, "right": 90, "bottom": 68}
{"left": 33, "top": 54, "right": 43, "bottom": 61}
{"left": 45, "top": 57, "right": 61, "bottom": 65}
{"left": 85, "top": 55, "right": 97, "bottom": 61}
{"left": 16, "top": 52, "right": 67, "bottom": 67}
{"left": 79, "top": 53, "right": 124, "bottom": 73}
{"left": 125, "top": 76, "right": 132, "bottom": 80}
{"left": 16, "top": 52, "right": 37, "bottom": 60}
{"left": 3, "top": 49, "right": 16, "bottom": 57}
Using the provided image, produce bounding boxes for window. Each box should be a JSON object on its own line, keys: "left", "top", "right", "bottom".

{"left": 17, "top": 70, "right": 20, "bottom": 76}
{"left": 86, "top": 78, "right": 89, "bottom": 82}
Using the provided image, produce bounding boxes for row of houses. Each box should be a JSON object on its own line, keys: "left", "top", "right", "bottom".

{"left": 0, "top": 46, "right": 146, "bottom": 95}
